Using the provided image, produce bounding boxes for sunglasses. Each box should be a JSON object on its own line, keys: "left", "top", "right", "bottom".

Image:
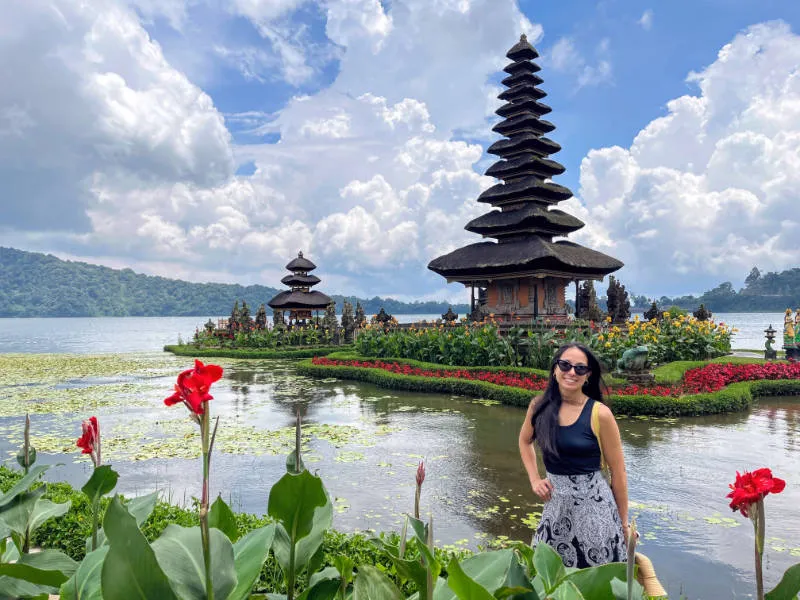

{"left": 555, "top": 359, "right": 591, "bottom": 376}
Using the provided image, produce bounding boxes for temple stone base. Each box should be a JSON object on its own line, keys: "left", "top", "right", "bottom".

{"left": 615, "top": 371, "right": 656, "bottom": 385}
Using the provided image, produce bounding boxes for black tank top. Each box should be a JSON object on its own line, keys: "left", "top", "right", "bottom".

{"left": 541, "top": 398, "right": 602, "bottom": 475}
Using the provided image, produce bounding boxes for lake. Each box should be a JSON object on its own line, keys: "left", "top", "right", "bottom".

{"left": 0, "top": 312, "right": 787, "bottom": 353}
{"left": 0, "top": 315, "right": 798, "bottom": 599}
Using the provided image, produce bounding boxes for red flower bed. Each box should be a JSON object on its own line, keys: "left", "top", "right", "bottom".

{"left": 312, "top": 357, "right": 800, "bottom": 398}
{"left": 311, "top": 357, "right": 548, "bottom": 392}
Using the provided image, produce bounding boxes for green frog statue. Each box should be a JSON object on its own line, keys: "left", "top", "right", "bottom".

{"left": 614, "top": 345, "right": 655, "bottom": 384}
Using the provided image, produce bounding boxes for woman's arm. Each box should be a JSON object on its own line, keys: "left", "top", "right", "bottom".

{"left": 597, "top": 404, "right": 629, "bottom": 531}
{"left": 519, "top": 396, "right": 552, "bottom": 501}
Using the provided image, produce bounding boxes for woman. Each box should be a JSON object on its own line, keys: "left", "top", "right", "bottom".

{"left": 519, "top": 343, "right": 629, "bottom": 567}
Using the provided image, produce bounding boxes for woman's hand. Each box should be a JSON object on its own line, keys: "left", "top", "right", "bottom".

{"left": 531, "top": 478, "right": 553, "bottom": 502}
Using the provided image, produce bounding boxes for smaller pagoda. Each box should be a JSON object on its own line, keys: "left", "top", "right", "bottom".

{"left": 268, "top": 252, "right": 332, "bottom": 324}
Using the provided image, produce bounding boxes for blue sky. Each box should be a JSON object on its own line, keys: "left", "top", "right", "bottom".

{"left": 2, "top": 0, "right": 799, "bottom": 302}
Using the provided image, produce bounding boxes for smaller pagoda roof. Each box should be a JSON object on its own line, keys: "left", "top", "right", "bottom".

{"left": 427, "top": 238, "right": 623, "bottom": 281}
{"left": 496, "top": 98, "right": 552, "bottom": 119}
{"left": 492, "top": 114, "right": 555, "bottom": 137}
{"left": 503, "top": 60, "right": 541, "bottom": 76}
{"left": 268, "top": 290, "right": 332, "bottom": 310}
{"left": 285, "top": 251, "right": 316, "bottom": 272}
{"left": 280, "top": 273, "right": 321, "bottom": 287}
{"left": 485, "top": 155, "right": 565, "bottom": 180}
{"left": 498, "top": 83, "right": 546, "bottom": 101}
{"left": 506, "top": 34, "right": 539, "bottom": 61}
{"left": 466, "top": 206, "right": 584, "bottom": 236}
{"left": 478, "top": 178, "right": 573, "bottom": 205}
{"left": 487, "top": 134, "right": 561, "bottom": 159}
{"left": 502, "top": 71, "right": 543, "bottom": 87}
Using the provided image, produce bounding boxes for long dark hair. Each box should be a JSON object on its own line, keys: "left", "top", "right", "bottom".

{"left": 531, "top": 343, "right": 607, "bottom": 457}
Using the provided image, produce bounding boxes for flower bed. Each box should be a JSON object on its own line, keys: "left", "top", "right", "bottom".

{"left": 303, "top": 356, "right": 800, "bottom": 416}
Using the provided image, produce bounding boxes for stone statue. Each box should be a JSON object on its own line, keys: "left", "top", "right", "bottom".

{"left": 442, "top": 306, "right": 458, "bottom": 323}
{"left": 614, "top": 345, "right": 655, "bottom": 385}
{"left": 784, "top": 309, "right": 795, "bottom": 345}
{"left": 795, "top": 309, "right": 800, "bottom": 344}
{"left": 617, "top": 346, "right": 650, "bottom": 373}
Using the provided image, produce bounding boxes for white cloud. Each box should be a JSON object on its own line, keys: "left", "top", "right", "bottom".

{"left": 639, "top": 9, "right": 653, "bottom": 31}
{"left": 572, "top": 21, "right": 800, "bottom": 295}
{"left": 0, "top": 0, "right": 232, "bottom": 234}
{"left": 546, "top": 36, "right": 612, "bottom": 89}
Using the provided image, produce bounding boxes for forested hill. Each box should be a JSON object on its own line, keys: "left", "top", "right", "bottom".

{"left": 0, "top": 247, "right": 469, "bottom": 318}
{"left": 654, "top": 267, "right": 800, "bottom": 312}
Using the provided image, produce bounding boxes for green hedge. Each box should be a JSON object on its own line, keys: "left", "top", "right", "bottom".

{"left": 299, "top": 357, "right": 800, "bottom": 416}
{"left": 164, "top": 345, "right": 351, "bottom": 359}
{"left": 0, "top": 467, "right": 461, "bottom": 595}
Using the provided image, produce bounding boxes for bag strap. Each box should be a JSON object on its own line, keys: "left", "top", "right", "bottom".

{"left": 590, "top": 400, "right": 609, "bottom": 474}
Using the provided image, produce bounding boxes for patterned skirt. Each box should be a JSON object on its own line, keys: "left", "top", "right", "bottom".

{"left": 532, "top": 471, "right": 627, "bottom": 568}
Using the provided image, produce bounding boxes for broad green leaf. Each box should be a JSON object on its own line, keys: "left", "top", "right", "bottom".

{"left": 226, "top": 524, "right": 275, "bottom": 600}
{"left": 444, "top": 557, "right": 495, "bottom": 600}
{"left": 433, "top": 550, "right": 535, "bottom": 600}
{"left": 286, "top": 451, "right": 305, "bottom": 475}
{"left": 59, "top": 546, "right": 109, "bottom": 600}
{"left": 550, "top": 580, "right": 586, "bottom": 600}
{"left": 332, "top": 555, "right": 354, "bottom": 590}
{"left": 297, "top": 577, "right": 340, "bottom": 600}
{"left": 0, "top": 465, "right": 49, "bottom": 508}
{"left": 0, "top": 549, "right": 77, "bottom": 587}
{"left": 565, "top": 563, "right": 627, "bottom": 600}
{"left": 372, "top": 538, "right": 429, "bottom": 597}
{"left": 100, "top": 495, "right": 178, "bottom": 600}
{"left": 29, "top": 498, "right": 71, "bottom": 532}
{"left": 307, "top": 566, "right": 340, "bottom": 589}
{"left": 16, "top": 446, "right": 37, "bottom": 470}
{"left": 90, "top": 491, "right": 160, "bottom": 552}
{"left": 0, "top": 487, "right": 45, "bottom": 536}
{"left": 151, "top": 524, "right": 237, "bottom": 600}
{"left": 209, "top": 496, "right": 240, "bottom": 542}
{"left": 532, "top": 543, "right": 566, "bottom": 593}
{"left": 81, "top": 466, "right": 118, "bottom": 503}
{"left": 766, "top": 563, "right": 800, "bottom": 600}
{"left": 352, "top": 565, "right": 404, "bottom": 600}
{"left": 268, "top": 470, "right": 328, "bottom": 544}
{"left": 407, "top": 515, "right": 428, "bottom": 544}
{"left": 0, "top": 574, "right": 55, "bottom": 599}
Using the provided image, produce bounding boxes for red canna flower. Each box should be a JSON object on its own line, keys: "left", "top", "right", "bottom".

{"left": 727, "top": 468, "right": 786, "bottom": 517}
{"left": 77, "top": 416, "right": 100, "bottom": 466}
{"left": 416, "top": 461, "right": 426, "bottom": 487}
{"left": 165, "top": 360, "right": 224, "bottom": 415}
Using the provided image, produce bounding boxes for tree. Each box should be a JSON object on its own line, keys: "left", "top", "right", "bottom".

{"left": 745, "top": 266, "right": 762, "bottom": 288}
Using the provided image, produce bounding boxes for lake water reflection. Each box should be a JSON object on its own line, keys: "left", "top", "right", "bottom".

{"left": 0, "top": 353, "right": 797, "bottom": 599}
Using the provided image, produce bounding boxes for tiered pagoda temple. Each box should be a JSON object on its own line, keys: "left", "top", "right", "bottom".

{"left": 268, "top": 251, "right": 332, "bottom": 323}
{"left": 428, "top": 34, "right": 623, "bottom": 321}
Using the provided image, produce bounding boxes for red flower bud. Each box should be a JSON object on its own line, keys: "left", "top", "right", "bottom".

{"left": 416, "top": 461, "right": 425, "bottom": 487}
{"left": 76, "top": 416, "right": 100, "bottom": 466}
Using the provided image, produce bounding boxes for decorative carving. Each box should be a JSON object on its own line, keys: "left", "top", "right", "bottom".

{"left": 643, "top": 301, "right": 661, "bottom": 322}
{"left": 341, "top": 300, "right": 355, "bottom": 343}
{"left": 606, "top": 276, "right": 630, "bottom": 324}
{"left": 693, "top": 304, "right": 712, "bottom": 321}
{"left": 442, "top": 306, "right": 458, "bottom": 323}
{"left": 764, "top": 324, "right": 777, "bottom": 360}
{"left": 255, "top": 304, "right": 267, "bottom": 330}
{"left": 355, "top": 302, "right": 366, "bottom": 328}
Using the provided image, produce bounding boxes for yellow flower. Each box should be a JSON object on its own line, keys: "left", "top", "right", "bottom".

{"left": 605, "top": 342, "right": 611, "bottom": 348}
{"left": 605, "top": 316, "right": 612, "bottom": 323}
